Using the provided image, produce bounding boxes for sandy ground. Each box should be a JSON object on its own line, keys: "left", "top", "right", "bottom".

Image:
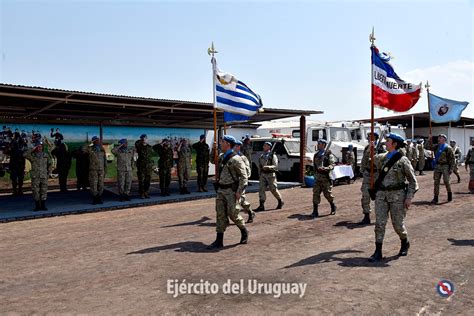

{"left": 0, "top": 169, "right": 473, "bottom": 315}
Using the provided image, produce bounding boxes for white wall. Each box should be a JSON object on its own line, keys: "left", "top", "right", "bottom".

{"left": 414, "top": 126, "right": 474, "bottom": 157}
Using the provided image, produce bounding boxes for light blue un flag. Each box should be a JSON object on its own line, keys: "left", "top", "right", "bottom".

{"left": 429, "top": 93, "right": 469, "bottom": 123}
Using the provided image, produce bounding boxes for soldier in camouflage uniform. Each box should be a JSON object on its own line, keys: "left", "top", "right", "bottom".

{"left": 235, "top": 140, "right": 255, "bottom": 223}
{"left": 465, "top": 139, "right": 474, "bottom": 193}
{"left": 207, "top": 135, "right": 248, "bottom": 250}
{"left": 192, "top": 134, "right": 210, "bottom": 192}
{"left": 450, "top": 140, "right": 462, "bottom": 183}
{"left": 431, "top": 134, "right": 455, "bottom": 204}
{"left": 242, "top": 135, "right": 253, "bottom": 168}
{"left": 153, "top": 139, "right": 174, "bottom": 196}
{"left": 177, "top": 139, "right": 192, "bottom": 194}
{"left": 24, "top": 141, "right": 52, "bottom": 211}
{"left": 311, "top": 139, "right": 337, "bottom": 218}
{"left": 87, "top": 136, "right": 107, "bottom": 204}
{"left": 405, "top": 139, "right": 419, "bottom": 170}
{"left": 8, "top": 133, "right": 27, "bottom": 196}
{"left": 112, "top": 139, "right": 135, "bottom": 201}
{"left": 345, "top": 144, "right": 355, "bottom": 183}
{"left": 368, "top": 133, "right": 418, "bottom": 262}
{"left": 51, "top": 138, "right": 72, "bottom": 192}
{"left": 253, "top": 142, "right": 284, "bottom": 212}
{"left": 135, "top": 134, "right": 154, "bottom": 199}
{"left": 358, "top": 132, "right": 385, "bottom": 225}
{"left": 416, "top": 138, "right": 426, "bottom": 175}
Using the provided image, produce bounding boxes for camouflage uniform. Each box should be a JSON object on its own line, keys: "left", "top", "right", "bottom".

{"left": 238, "top": 153, "right": 254, "bottom": 221}
{"left": 24, "top": 148, "right": 51, "bottom": 202}
{"left": 111, "top": 146, "right": 135, "bottom": 195}
{"left": 374, "top": 152, "right": 418, "bottom": 243}
{"left": 432, "top": 144, "right": 455, "bottom": 197}
{"left": 452, "top": 145, "right": 462, "bottom": 182}
{"left": 153, "top": 143, "right": 174, "bottom": 194}
{"left": 215, "top": 152, "right": 247, "bottom": 233}
{"left": 192, "top": 141, "right": 210, "bottom": 190}
{"left": 313, "top": 150, "right": 335, "bottom": 205}
{"left": 406, "top": 144, "right": 419, "bottom": 170}
{"left": 87, "top": 145, "right": 107, "bottom": 197}
{"left": 258, "top": 151, "right": 282, "bottom": 204}
{"left": 242, "top": 139, "right": 253, "bottom": 166}
{"left": 465, "top": 147, "right": 474, "bottom": 192}
{"left": 8, "top": 138, "right": 27, "bottom": 195}
{"left": 344, "top": 149, "right": 355, "bottom": 176}
{"left": 135, "top": 140, "right": 154, "bottom": 196}
{"left": 416, "top": 143, "right": 425, "bottom": 172}
{"left": 177, "top": 142, "right": 192, "bottom": 190}
{"left": 51, "top": 142, "right": 71, "bottom": 192}
{"left": 360, "top": 144, "right": 385, "bottom": 215}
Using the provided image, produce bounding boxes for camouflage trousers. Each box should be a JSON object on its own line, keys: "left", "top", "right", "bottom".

{"left": 312, "top": 175, "right": 334, "bottom": 205}
{"left": 417, "top": 159, "right": 425, "bottom": 172}
{"left": 31, "top": 177, "right": 48, "bottom": 201}
{"left": 360, "top": 172, "right": 374, "bottom": 214}
{"left": 374, "top": 189, "right": 408, "bottom": 243}
{"left": 215, "top": 188, "right": 246, "bottom": 233}
{"left": 10, "top": 166, "right": 25, "bottom": 190}
{"left": 89, "top": 169, "right": 105, "bottom": 196}
{"left": 411, "top": 160, "right": 418, "bottom": 170}
{"left": 178, "top": 162, "right": 190, "bottom": 188}
{"left": 433, "top": 164, "right": 451, "bottom": 195}
{"left": 159, "top": 168, "right": 171, "bottom": 190}
{"left": 470, "top": 165, "right": 474, "bottom": 181}
{"left": 117, "top": 170, "right": 132, "bottom": 195}
{"left": 137, "top": 167, "right": 152, "bottom": 194}
{"left": 259, "top": 173, "right": 282, "bottom": 202}
{"left": 453, "top": 163, "right": 460, "bottom": 178}
{"left": 240, "top": 191, "right": 251, "bottom": 213}
{"left": 196, "top": 163, "right": 209, "bottom": 188}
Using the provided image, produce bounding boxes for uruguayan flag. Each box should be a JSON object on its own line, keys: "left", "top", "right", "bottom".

{"left": 215, "top": 70, "right": 263, "bottom": 117}
{"left": 429, "top": 93, "right": 469, "bottom": 123}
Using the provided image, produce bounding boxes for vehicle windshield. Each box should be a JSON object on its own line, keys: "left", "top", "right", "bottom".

{"left": 329, "top": 127, "right": 351, "bottom": 142}
{"left": 362, "top": 127, "right": 382, "bottom": 140}
{"left": 284, "top": 141, "right": 313, "bottom": 154}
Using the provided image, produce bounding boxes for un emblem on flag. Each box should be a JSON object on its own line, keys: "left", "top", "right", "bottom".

{"left": 438, "top": 104, "right": 449, "bottom": 116}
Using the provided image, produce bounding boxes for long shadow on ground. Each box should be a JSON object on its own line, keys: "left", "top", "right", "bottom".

{"left": 447, "top": 238, "right": 474, "bottom": 246}
{"left": 161, "top": 216, "right": 214, "bottom": 228}
{"left": 127, "top": 241, "right": 239, "bottom": 254}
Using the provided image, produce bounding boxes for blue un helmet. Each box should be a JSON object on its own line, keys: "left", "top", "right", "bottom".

{"left": 386, "top": 133, "right": 406, "bottom": 147}
{"left": 223, "top": 135, "right": 236, "bottom": 146}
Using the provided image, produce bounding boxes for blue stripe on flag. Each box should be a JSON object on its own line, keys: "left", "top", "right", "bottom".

{"left": 371, "top": 46, "right": 401, "bottom": 81}
{"left": 216, "top": 85, "right": 260, "bottom": 105}
{"left": 236, "top": 81, "right": 260, "bottom": 101}
{"left": 216, "top": 96, "right": 261, "bottom": 112}
{"left": 224, "top": 112, "right": 250, "bottom": 122}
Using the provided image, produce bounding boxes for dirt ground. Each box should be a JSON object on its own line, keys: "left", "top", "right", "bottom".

{"left": 1, "top": 169, "right": 473, "bottom": 315}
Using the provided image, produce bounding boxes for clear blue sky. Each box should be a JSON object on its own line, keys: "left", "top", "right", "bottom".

{"left": 1, "top": 0, "right": 472, "bottom": 121}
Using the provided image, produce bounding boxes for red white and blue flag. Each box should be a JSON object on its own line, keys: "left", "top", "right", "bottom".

{"left": 371, "top": 46, "right": 421, "bottom": 112}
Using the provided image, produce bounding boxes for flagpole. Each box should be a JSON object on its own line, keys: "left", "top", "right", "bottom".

{"left": 369, "top": 27, "right": 376, "bottom": 189}
{"left": 425, "top": 81, "right": 432, "bottom": 149}
{"left": 208, "top": 42, "right": 219, "bottom": 176}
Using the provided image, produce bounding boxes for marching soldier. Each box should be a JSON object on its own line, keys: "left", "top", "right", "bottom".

{"left": 406, "top": 139, "right": 419, "bottom": 170}
{"left": 416, "top": 138, "right": 426, "bottom": 175}
{"left": 242, "top": 135, "right": 253, "bottom": 166}
{"left": 135, "top": 134, "right": 153, "bottom": 199}
{"left": 311, "top": 139, "right": 337, "bottom": 218}
{"left": 253, "top": 141, "right": 284, "bottom": 212}
{"left": 51, "top": 138, "right": 72, "bottom": 192}
{"left": 153, "top": 139, "right": 174, "bottom": 196}
{"left": 465, "top": 139, "right": 474, "bottom": 193}
{"left": 235, "top": 140, "right": 255, "bottom": 223}
{"left": 358, "top": 132, "right": 385, "bottom": 225}
{"left": 345, "top": 144, "right": 355, "bottom": 183}
{"left": 177, "top": 139, "right": 192, "bottom": 194}
{"left": 24, "top": 141, "right": 52, "bottom": 211}
{"left": 450, "top": 140, "right": 462, "bottom": 183}
{"left": 112, "top": 139, "right": 135, "bottom": 201}
{"left": 207, "top": 135, "right": 248, "bottom": 250}
{"left": 192, "top": 134, "right": 210, "bottom": 192}
{"left": 8, "top": 133, "right": 27, "bottom": 196}
{"left": 87, "top": 136, "right": 107, "bottom": 204}
{"left": 368, "top": 133, "right": 418, "bottom": 262}
{"left": 431, "top": 134, "right": 455, "bottom": 204}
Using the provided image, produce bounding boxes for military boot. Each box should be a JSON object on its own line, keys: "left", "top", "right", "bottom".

{"left": 12, "top": 186, "right": 18, "bottom": 197}
{"left": 92, "top": 196, "right": 98, "bottom": 205}
{"left": 165, "top": 188, "right": 171, "bottom": 196}
{"left": 119, "top": 194, "right": 124, "bottom": 202}
{"left": 398, "top": 239, "right": 410, "bottom": 256}
{"left": 276, "top": 199, "right": 284, "bottom": 209}
{"left": 240, "top": 227, "right": 249, "bottom": 244}
{"left": 197, "top": 186, "right": 203, "bottom": 192}
{"left": 202, "top": 186, "right": 208, "bottom": 192}
{"left": 368, "top": 242, "right": 383, "bottom": 262}
{"left": 247, "top": 211, "right": 256, "bottom": 223}
{"left": 184, "top": 187, "right": 191, "bottom": 194}
{"left": 40, "top": 200, "right": 48, "bottom": 211}
{"left": 358, "top": 213, "right": 371, "bottom": 225}
{"left": 18, "top": 185, "right": 24, "bottom": 196}
{"left": 144, "top": 192, "right": 150, "bottom": 199}
{"left": 33, "top": 201, "right": 41, "bottom": 212}
{"left": 447, "top": 192, "right": 453, "bottom": 202}
{"left": 254, "top": 201, "right": 265, "bottom": 212}
{"left": 330, "top": 202, "right": 337, "bottom": 215}
{"left": 207, "top": 233, "right": 224, "bottom": 250}
{"left": 311, "top": 203, "right": 319, "bottom": 219}
{"left": 97, "top": 195, "right": 104, "bottom": 204}
{"left": 180, "top": 187, "right": 185, "bottom": 195}
{"left": 124, "top": 194, "right": 131, "bottom": 201}
{"left": 430, "top": 195, "right": 439, "bottom": 204}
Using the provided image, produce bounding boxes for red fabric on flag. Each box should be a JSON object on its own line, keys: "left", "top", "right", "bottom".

{"left": 372, "top": 84, "right": 421, "bottom": 112}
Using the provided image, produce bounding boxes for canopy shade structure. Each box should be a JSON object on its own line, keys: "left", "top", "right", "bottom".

{"left": 0, "top": 84, "right": 323, "bottom": 128}
{"left": 357, "top": 112, "right": 474, "bottom": 128}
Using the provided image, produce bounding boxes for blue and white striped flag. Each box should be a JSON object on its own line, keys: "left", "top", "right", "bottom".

{"left": 215, "top": 69, "right": 263, "bottom": 118}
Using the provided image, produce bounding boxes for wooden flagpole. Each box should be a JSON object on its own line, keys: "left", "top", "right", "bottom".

{"left": 208, "top": 42, "right": 219, "bottom": 177}
{"left": 369, "top": 27, "right": 376, "bottom": 189}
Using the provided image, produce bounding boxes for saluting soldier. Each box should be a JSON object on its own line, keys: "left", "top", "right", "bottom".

{"left": 235, "top": 140, "right": 255, "bottom": 223}
{"left": 253, "top": 141, "right": 284, "bottom": 212}
{"left": 177, "top": 138, "right": 192, "bottom": 194}
{"left": 71, "top": 142, "right": 89, "bottom": 190}
{"left": 87, "top": 136, "right": 107, "bottom": 204}
{"left": 368, "top": 133, "right": 418, "bottom": 262}
{"left": 51, "top": 138, "right": 72, "bottom": 192}
{"left": 153, "top": 139, "right": 174, "bottom": 196}
{"left": 24, "top": 140, "right": 52, "bottom": 211}
{"left": 192, "top": 134, "right": 210, "bottom": 192}
{"left": 8, "top": 133, "right": 27, "bottom": 196}
{"left": 112, "top": 139, "right": 135, "bottom": 201}
{"left": 465, "top": 139, "right": 474, "bottom": 193}
{"left": 450, "top": 140, "right": 462, "bottom": 183}
{"left": 135, "top": 134, "right": 154, "bottom": 199}
{"left": 416, "top": 138, "right": 426, "bottom": 175}
{"left": 207, "top": 135, "right": 248, "bottom": 250}
{"left": 311, "top": 139, "right": 337, "bottom": 218}
{"left": 431, "top": 134, "right": 455, "bottom": 204}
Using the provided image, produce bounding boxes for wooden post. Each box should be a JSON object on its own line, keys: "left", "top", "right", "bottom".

{"left": 299, "top": 115, "right": 306, "bottom": 183}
